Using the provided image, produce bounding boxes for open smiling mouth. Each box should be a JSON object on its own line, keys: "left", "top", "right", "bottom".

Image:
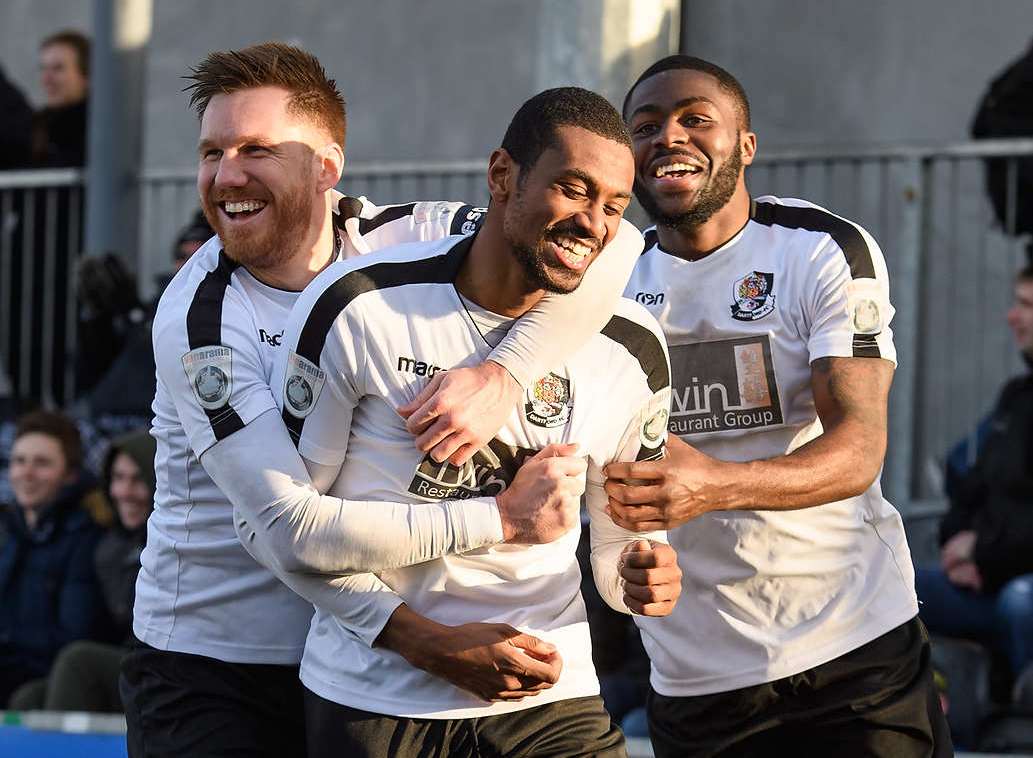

{"left": 550, "top": 236, "right": 594, "bottom": 270}
{"left": 220, "top": 199, "right": 268, "bottom": 220}
{"left": 653, "top": 161, "right": 704, "bottom": 180}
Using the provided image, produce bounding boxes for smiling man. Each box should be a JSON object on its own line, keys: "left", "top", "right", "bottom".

{"left": 604, "top": 56, "right": 952, "bottom": 756}
{"left": 119, "top": 43, "right": 646, "bottom": 758}
{"left": 267, "top": 87, "right": 679, "bottom": 758}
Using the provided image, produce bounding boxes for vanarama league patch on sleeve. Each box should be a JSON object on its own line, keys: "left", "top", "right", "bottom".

{"left": 283, "top": 351, "right": 326, "bottom": 419}
{"left": 637, "top": 387, "right": 671, "bottom": 461}
{"left": 182, "top": 346, "right": 233, "bottom": 411}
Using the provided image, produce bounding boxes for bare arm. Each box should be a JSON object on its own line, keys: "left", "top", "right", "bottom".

{"left": 604, "top": 356, "right": 894, "bottom": 530}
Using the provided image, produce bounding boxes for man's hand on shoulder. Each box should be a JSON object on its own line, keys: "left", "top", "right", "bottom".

{"left": 397, "top": 360, "right": 521, "bottom": 465}
{"left": 377, "top": 606, "right": 562, "bottom": 702}
{"left": 603, "top": 434, "right": 735, "bottom": 531}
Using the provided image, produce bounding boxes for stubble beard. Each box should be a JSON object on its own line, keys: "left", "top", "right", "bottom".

{"left": 202, "top": 170, "right": 315, "bottom": 272}
{"left": 504, "top": 191, "right": 590, "bottom": 295}
{"left": 635, "top": 139, "right": 743, "bottom": 233}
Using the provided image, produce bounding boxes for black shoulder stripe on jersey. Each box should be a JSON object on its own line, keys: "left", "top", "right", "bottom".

{"left": 852, "top": 333, "right": 882, "bottom": 359}
{"left": 283, "top": 236, "right": 473, "bottom": 444}
{"left": 449, "top": 205, "right": 486, "bottom": 235}
{"left": 642, "top": 228, "right": 658, "bottom": 252}
{"left": 750, "top": 200, "right": 877, "bottom": 280}
{"left": 185, "top": 251, "right": 245, "bottom": 440}
{"left": 357, "top": 203, "right": 418, "bottom": 236}
{"left": 600, "top": 315, "right": 670, "bottom": 394}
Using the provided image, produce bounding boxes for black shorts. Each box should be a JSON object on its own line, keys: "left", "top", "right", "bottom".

{"left": 119, "top": 637, "right": 305, "bottom": 758}
{"left": 304, "top": 688, "right": 625, "bottom": 758}
{"left": 647, "top": 616, "right": 953, "bottom": 758}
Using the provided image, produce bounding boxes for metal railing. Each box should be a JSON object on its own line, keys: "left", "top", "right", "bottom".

{"left": 2, "top": 141, "right": 1031, "bottom": 508}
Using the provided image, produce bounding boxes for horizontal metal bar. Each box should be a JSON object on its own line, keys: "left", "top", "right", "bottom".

{"left": 756, "top": 137, "right": 1033, "bottom": 163}
{"left": 0, "top": 168, "right": 84, "bottom": 188}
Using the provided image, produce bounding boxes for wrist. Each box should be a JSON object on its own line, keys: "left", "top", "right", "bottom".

{"left": 495, "top": 492, "right": 521, "bottom": 542}
{"left": 485, "top": 359, "right": 522, "bottom": 392}
{"left": 375, "top": 604, "right": 447, "bottom": 667}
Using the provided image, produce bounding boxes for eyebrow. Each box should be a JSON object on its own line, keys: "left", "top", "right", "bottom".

{"left": 627, "top": 96, "right": 717, "bottom": 121}
{"left": 197, "top": 136, "right": 277, "bottom": 153}
{"left": 562, "top": 168, "right": 632, "bottom": 200}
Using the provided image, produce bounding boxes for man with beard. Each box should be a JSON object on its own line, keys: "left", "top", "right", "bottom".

{"left": 604, "top": 56, "right": 952, "bottom": 756}
{"left": 264, "top": 85, "right": 680, "bottom": 758}
{"left": 121, "top": 43, "right": 644, "bottom": 758}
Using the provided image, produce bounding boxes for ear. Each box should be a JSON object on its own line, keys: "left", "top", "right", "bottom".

{"left": 740, "top": 131, "right": 758, "bottom": 167}
{"left": 487, "top": 148, "right": 518, "bottom": 205}
{"left": 315, "top": 142, "right": 345, "bottom": 193}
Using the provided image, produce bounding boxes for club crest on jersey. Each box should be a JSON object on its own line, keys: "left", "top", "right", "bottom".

{"left": 525, "top": 372, "right": 573, "bottom": 428}
{"left": 283, "top": 351, "right": 326, "bottom": 419}
{"left": 730, "top": 271, "right": 775, "bottom": 321}
{"left": 181, "top": 346, "right": 232, "bottom": 411}
{"left": 637, "top": 387, "right": 671, "bottom": 461}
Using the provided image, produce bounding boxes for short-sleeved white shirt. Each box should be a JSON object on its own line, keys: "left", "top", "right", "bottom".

{"left": 625, "top": 196, "right": 918, "bottom": 696}
{"left": 135, "top": 198, "right": 481, "bottom": 664}
{"left": 275, "top": 234, "right": 672, "bottom": 718}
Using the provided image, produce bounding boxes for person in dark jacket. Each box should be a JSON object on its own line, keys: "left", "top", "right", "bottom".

{"left": 9, "top": 429, "right": 155, "bottom": 712}
{"left": 916, "top": 266, "right": 1033, "bottom": 676}
{"left": 32, "top": 30, "right": 90, "bottom": 168}
{"left": 0, "top": 410, "right": 104, "bottom": 706}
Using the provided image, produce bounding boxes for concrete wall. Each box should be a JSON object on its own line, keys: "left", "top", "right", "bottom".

{"left": 682, "top": 0, "right": 1033, "bottom": 148}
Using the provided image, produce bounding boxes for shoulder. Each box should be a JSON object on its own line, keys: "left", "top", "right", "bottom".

{"left": 337, "top": 194, "right": 483, "bottom": 248}
{"left": 597, "top": 298, "right": 670, "bottom": 393}
{"left": 750, "top": 196, "right": 883, "bottom": 278}
{"left": 152, "top": 238, "right": 239, "bottom": 328}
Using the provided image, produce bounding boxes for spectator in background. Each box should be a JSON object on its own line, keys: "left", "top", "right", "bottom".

{"left": 0, "top": 411, "right": 104, "bottom": 706}
{"left": 153, "top": 210, "right": 214, "bottom": 298}
{"left": 0, "top": 65, "right": 33, "bottom": 169}
{"left": 33, "top": 30, "right": 90, "bottom": 168}
{"left": 10, "top": 429, "right": 155, "bottom": 712}
{"left": 916, "top": 266, "right": 1033, "bottom": 677}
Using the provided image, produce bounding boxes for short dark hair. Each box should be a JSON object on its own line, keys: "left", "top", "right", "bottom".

{"left": 623, "top": 55, "right": 751, "bottom": 130}
{"left": 184, "top": 42, "right": 346, "bottom": 146}
{"left": 500, "top": 87, "right": 631, "bottom": 176}
{"left": 15, "top": 410, "right": 83, "bottom": 472}
{"left": 41, "top": 30, "right": 91, "bottom": 78}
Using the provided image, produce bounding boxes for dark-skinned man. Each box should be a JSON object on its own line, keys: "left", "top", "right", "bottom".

{"left": 604, "top": 55, "right": 952, "bottom": 757}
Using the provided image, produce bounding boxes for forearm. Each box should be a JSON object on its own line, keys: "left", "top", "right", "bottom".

{"left": 716, "top": 418, "right": 885, "bottom": 511}
{"left": 207, "top": 410, "right": 504, "bottom": 574}
{"left": 488, "top": 219, "right": 641, "bottom": 387}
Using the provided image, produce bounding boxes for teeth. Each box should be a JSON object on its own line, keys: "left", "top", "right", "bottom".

{"left": 223, "top": 200, "right": 267, "bottom": 213}
{"left": 655, "top": 162, "right": 701, "bottom": 178}
{"left": 555, "top": 237, "right": 592, "bottom": 260}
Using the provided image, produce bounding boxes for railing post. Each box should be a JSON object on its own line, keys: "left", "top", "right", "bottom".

{"left": 883, "top": 157, "right": 926, "bottom": 511}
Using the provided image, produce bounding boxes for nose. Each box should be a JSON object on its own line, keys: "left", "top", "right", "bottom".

{"left": 653, "top": 116, "right": 688, "bottom": 149}
{"left": 213, "top": 151, "right": 248, "bottom": 190}
{"left": 574, "top": 205, "right": 608, "bottom": 247}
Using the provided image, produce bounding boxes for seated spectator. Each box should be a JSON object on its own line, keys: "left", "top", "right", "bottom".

{"left": 916, "top": 265, "right": 1033, "bottom": 677}
{"left": 32, "top": 30, "right": 90, "bottom": 168}
{"left": 153, "top": 210, "right": 214, "bottom": 299}
{"left": 0, "top": 411, "right": 104, "bottom": 706}
{"left": 9, "top": 429, "right": 154, "bottom": 712}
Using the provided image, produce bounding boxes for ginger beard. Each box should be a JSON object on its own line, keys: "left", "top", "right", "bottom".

{"left": 200, "top": 161, "right": 315, "bottom": 271}
{"left": 504, "top": 187, "right": 600, "bottom": 295}
{"left": 635, "top": 131, "right": 743, "bottom": 232}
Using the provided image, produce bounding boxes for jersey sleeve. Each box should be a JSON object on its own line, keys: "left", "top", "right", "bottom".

{"left": 153, "top": 286, "right": 275, "bottom": 458}
{"left": 586, "top": 310, "right": 672, "bottom": 615}
{"left": 804, "top": 225, "right": 897, "bottom": 365}
{"left": 338, "top": 195, "right": 476, "bottom": 256}
{"left": 488, "top": 218, "right": 643, "bottom": 387}
{"left": 276, "top": 294, "right": 367, "bottom": 468}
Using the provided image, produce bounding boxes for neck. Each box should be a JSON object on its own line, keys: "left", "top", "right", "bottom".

{"left": 454, "top": 214, "right": 545, "bottom": 317}
{"left": 22, "top": 506, "right": 39, "bottom": 530}
{"left": 655, "top": 184, "right": 751, "bottom": 261}
{"left": 246, "top": 192, "right": 336, "bottom": 291}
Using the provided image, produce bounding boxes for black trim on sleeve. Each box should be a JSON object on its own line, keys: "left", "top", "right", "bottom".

{"left": 750, "top": 199, "right": 877, "bottom": 280}
{"left": 185, "top": 252, "right": 245, "bottom": 440}
{"left": 283, "top": 236, "right": 473, "bottom": 444}
{"left": 357, "top": 203, "right": 418, "bottom": 236}
{"left": 449, "top": 205, "right": 487, "bottom": 235}
{"left": 852, "top": 333, "right": 882, "bottom": 358}
{"left": 600, "top": 315, "right": 670, "bottom": 394}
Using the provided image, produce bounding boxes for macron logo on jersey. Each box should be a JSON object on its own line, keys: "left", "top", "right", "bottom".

{"left": 396, "top": 355, "right": 444, "bottom": 377}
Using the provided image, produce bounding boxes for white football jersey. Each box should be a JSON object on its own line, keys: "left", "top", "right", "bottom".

{"left": 275, "top": 234, "right": 671, "bottom": 718}
{"left": 136, "top": 198, "right": 484, "bottom": 664}
{"left": 626, "top": 196, "right": 918, "bottom": 696}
